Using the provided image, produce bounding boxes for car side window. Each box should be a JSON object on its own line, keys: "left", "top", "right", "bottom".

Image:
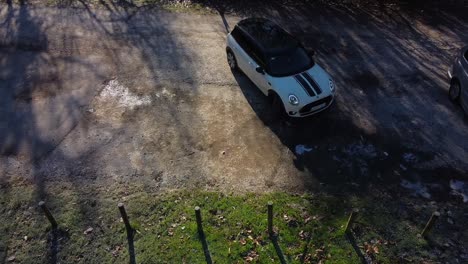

{"left": 231, "top": 27, "right": 249, "bottom": 52}
{"left": 250, "top": 45, "right": 266, "bottom": 68}
{"left": 465, "top": 50, "right": 468, "bottom": 62}
{"left": 232, "top": 27, "right": 258, "bottom": 60}
{"left": 232, "top": 27, "right": 265, "bottom": 67}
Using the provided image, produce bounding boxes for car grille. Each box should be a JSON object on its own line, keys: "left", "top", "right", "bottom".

{"left": 299, "top": 96, "right": 333, "bottom": 115}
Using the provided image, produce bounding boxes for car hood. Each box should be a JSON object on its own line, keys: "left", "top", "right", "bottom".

{"left": 268, "top": 64, "right": 333, "bottom": 103}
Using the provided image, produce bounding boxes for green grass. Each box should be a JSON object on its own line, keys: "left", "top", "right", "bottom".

{"left": 0, "top": 178, "right": 439, "bottom": 263}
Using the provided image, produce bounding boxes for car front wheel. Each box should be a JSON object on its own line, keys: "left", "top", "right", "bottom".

{"left": 270, "top": 92, "right": 286, "bottom": 117}
{"left": 449, "top": 80, "right": 461, "bottom": 102}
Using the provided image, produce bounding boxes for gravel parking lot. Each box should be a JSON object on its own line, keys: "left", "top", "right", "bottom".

{"left": 1, "top": 2, "right": 467, "bottom": 201}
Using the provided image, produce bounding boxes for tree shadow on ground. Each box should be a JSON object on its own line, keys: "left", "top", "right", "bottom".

{"left": 230, "top": 0, "right": 468, "bottom": 196}
{"left": 1, "top": 0, "right": 216, "bottom": 262}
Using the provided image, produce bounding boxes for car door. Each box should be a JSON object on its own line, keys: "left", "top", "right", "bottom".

{"left": 230, "top": 28, "right": 250, "bottom": 73}
{"left": 244, "top": 45, "right": 271, "bottom": 95}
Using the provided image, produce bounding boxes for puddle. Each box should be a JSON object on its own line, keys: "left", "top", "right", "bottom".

{"left": 295, "top": 145, "right": 313, "bottom": 155}
{"left": 450, "top": 179, "right": 468, "bottom": 203}
{"left": 99, "top": 79, "right": 151, "bottom": 109}
{"left": 401, "top": 179, "right": 431, "bottom": 199}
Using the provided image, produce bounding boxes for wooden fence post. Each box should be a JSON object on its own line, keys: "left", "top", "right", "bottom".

{"left": 268, "top": 201, "right": 274, "bottom": 236}
{"left": 118, "top": 203, "right": 133, "bottom": 236}
{"left": 195, "top": 206, "right": 203, "bottom": 235}
{"left": 38, "top": 201, "right": 57, "bottom": 228}
{"left": 345, "top": 209, "right": 359, "bottom": 233}
{"left": 421, "top": 211, "right": 440, "bottom": 238}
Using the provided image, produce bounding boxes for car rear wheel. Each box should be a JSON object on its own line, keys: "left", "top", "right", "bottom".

{"left": 226, "top": 49, "right": 238, "bottom": 71}
{"left": 449, "top": 80, "right": 461, "bottom": 102}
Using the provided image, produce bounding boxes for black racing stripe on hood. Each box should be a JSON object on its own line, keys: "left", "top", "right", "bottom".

{"left": 294, "top": 74, "right": 315, "bottom": 97}
{"left": 302, "top": 72, "right": 322, "bottom": 95}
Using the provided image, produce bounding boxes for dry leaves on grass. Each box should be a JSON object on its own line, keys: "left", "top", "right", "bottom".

{"left": 244, "top": 250, "right": 259, "bottom": 262}
{"left": 168, "top": 227, "right": 174, "bottom": 236}
{"left": 361, "top": 240, "right": 385, "bottom": 256}
{"left": 312, "top": 245, "right": 331, "bottom": 262}
{"left": 303, "top": 214, "right": 324, "bottom": 224}
{"left": 363, "top": 242, "right": 380, "bottom": 255}
{"left": 299, "top": 230, "right": 310, "bottom": 240}
{"left": 83, "top": 227, "right": 93, "bottom": 235}
{"left": 235, "top": 229, "right": 265, "bottom": 247}
{"left": 111, "top": 245, "right": 122, "bottom": 257}
{"left": 283, "top": 214, "right": 299, "bottom": 227}
{"left": 314, "top": 248, "right": 325, "bottom": 259}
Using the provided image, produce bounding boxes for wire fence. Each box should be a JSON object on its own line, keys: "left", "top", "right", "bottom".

{"left": 37, "top": 200, "right": 440, "bottom": 264}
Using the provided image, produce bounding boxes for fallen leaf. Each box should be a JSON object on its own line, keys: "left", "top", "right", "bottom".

{"left": 111, "top": 245, "right": 122, "bottom": 257}
{"left": 374, "top": 246, "right": 379, "bottom": 254}
{"left": 84, "top": 227, "right": 93, "bottom": 235}
{"left": 239, "top": 238, "right": 246, "bottom": 245}
{"left": 299, "top": 230, "right": 309, "bottom": 240}
{"left": 244, "top": 250, "right": 259, "bottom": 262}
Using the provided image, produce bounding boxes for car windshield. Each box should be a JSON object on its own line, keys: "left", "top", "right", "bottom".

{"left": 267, "top": 47, "right": 314, "bottom": 77}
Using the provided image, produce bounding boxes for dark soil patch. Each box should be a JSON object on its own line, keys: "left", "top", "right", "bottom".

{"left": 352, "top": 72, "right": 381, "bottom": 89}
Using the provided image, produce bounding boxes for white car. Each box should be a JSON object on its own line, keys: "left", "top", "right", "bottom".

{"left": 226, "top": 18, "right": 336, "bottom": 117}
{"left": 448, "top": 46, "right": 468, "bottom": 114}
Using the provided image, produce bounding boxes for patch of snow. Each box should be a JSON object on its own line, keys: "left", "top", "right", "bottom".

{"left": 401, "top": 179, "right": 431, "bottom": 199}
{"left": 342, "top": 142, "right": 378, "bottom": 159}
{"left": 402, "top": 152, "right": 419, "bottom": 164}
{"left": 450, "top": 179, "right": 464, "bottom": 191}
{"left": 399, "top": 164, "right": 408, "bottom": 171}
{"left": 295, "top": 145, "right": 313, "bottom": 155}
{"left": 450, "top": 179, "right": 468, "bottom": 203}
{"left": 155, "top": 87, "right": 176, "bottom": 98}
{"left": 100, "top": 79, "right": 151, "bottom": 109}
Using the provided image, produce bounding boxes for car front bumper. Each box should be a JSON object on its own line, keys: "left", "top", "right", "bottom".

{"left": 286, "top": 95, "right": 335, "bottom": 117}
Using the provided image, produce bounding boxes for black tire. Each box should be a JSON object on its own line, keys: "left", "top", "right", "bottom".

{"left": 226, "top": 49, "right": 238, "bottom": 71}
{"left": 449, "top": 80, "right": 461, "bottom": 102}
{"left": 270, "top": 92, "right": 286, "bottom": 118}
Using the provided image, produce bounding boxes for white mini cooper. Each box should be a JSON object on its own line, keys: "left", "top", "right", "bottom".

{"left": 226, "top": 18, "right": 336, "bottom": 117}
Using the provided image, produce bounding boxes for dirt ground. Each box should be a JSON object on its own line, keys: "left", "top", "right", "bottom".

{"left": 1, "top": 2, "right": 468, "bottom": 201}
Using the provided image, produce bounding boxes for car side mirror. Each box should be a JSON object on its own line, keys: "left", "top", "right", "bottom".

{"left": 256, "top": 66, "right": 265, "bottom": 74}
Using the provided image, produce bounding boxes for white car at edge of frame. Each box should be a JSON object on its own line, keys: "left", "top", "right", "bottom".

{"left": 448, "top": 45, "right": 468, "bottom": 115}
{"left": 226, "top": 18, "right": 336, "bottom": 117}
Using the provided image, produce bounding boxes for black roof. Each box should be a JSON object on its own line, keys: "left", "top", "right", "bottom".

{"left": 237, "top": 18, "right": 299, "bottom": 55}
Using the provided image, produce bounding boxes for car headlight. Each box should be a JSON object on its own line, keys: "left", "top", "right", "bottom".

{"left": 288, "top": 94, "right": 299, "bottom": 105}
{"left": 329, "top": 79, "right": 335, "bottom": 92}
